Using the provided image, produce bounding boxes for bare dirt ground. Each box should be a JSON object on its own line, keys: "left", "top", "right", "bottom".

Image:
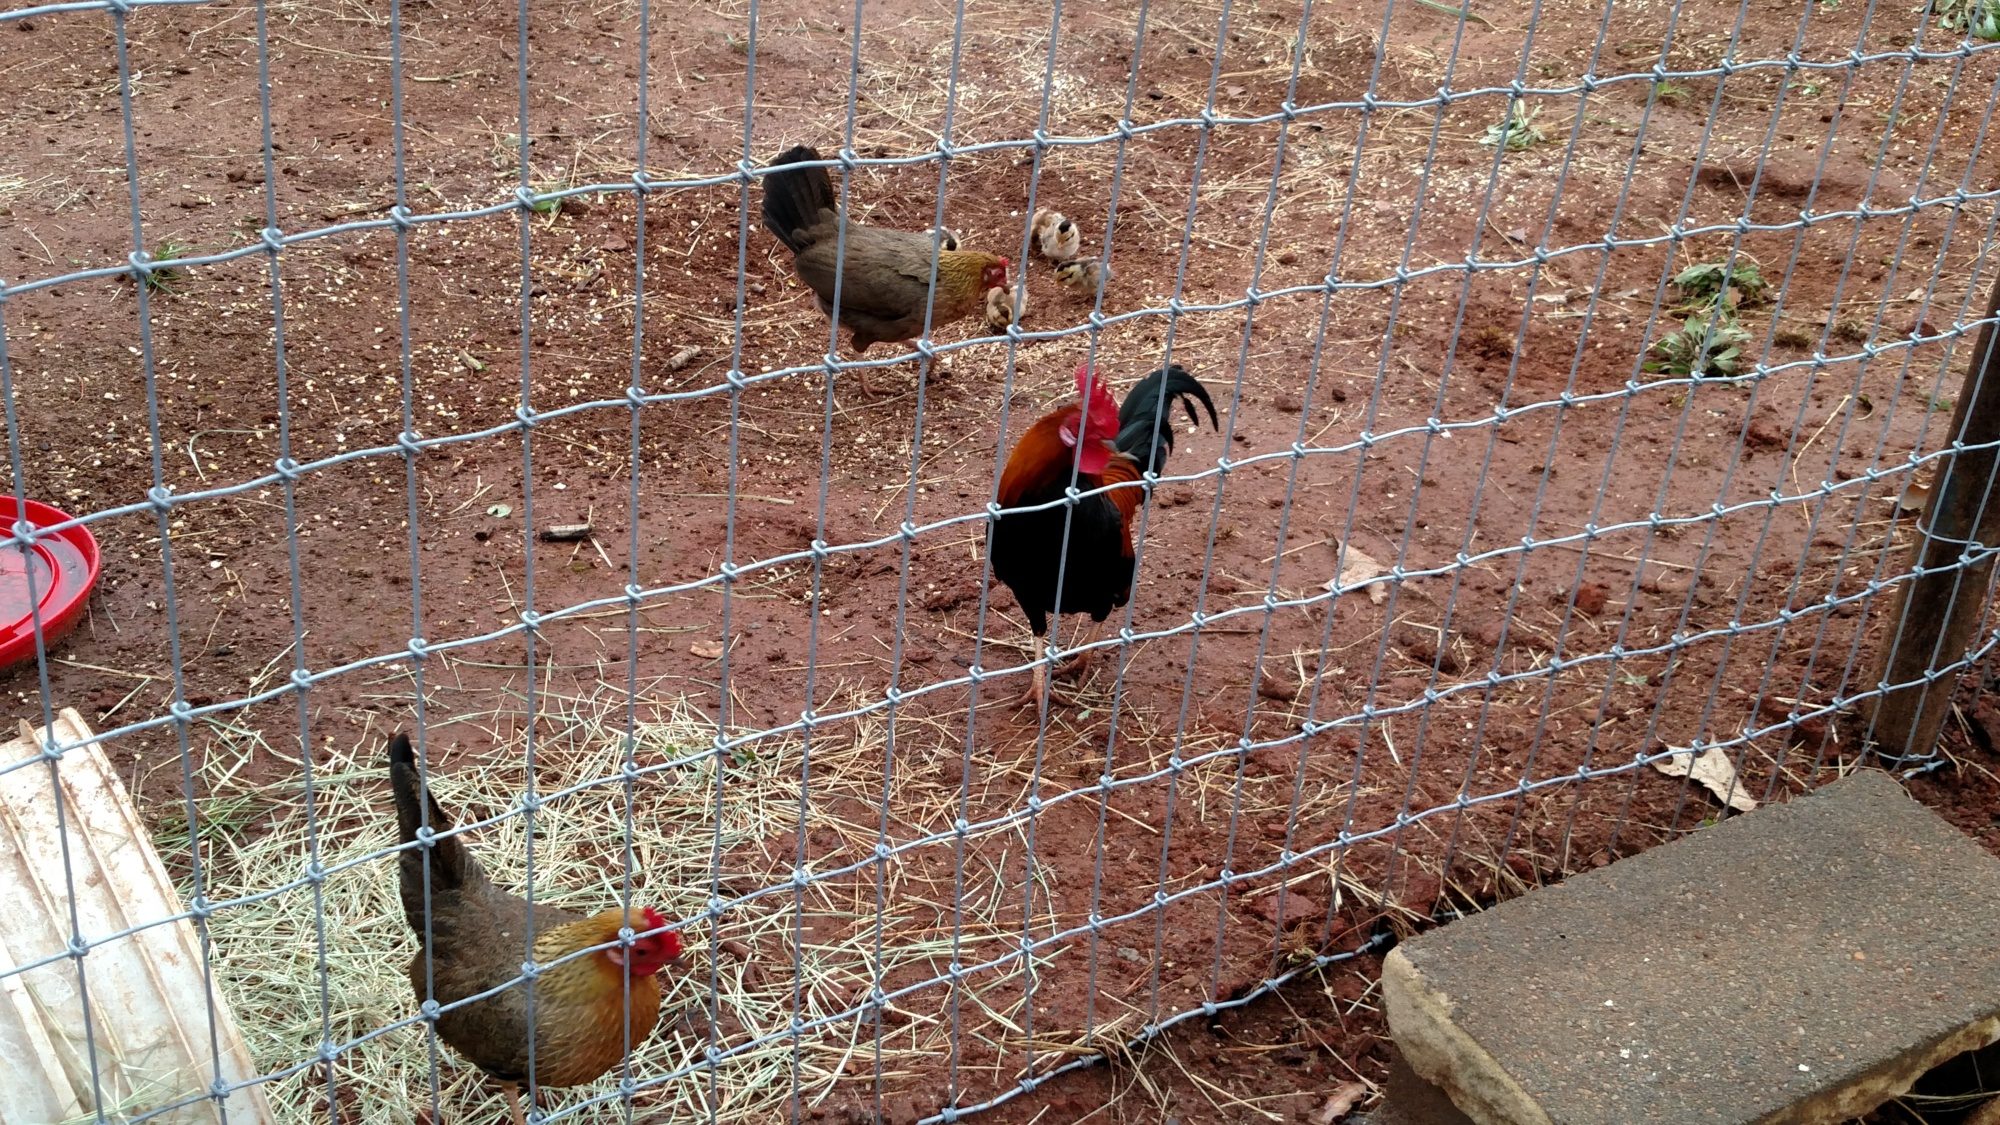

{"left": 2, "top": 0, "right": 1997, "bottom": 1120}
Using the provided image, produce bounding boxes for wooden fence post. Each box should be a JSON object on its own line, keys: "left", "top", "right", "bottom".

{"left": 1867, "top": 265, "right": 2000, "bottom": 762}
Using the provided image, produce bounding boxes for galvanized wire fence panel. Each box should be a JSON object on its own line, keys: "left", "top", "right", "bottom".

{"left": 1, "top": 0, "right": 1998, "bottom": 1120}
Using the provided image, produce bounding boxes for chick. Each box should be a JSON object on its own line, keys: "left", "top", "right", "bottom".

{"left": 1031, "top": 208, "right": 1081, "bottom": 261}
{"left": 929, "top": 227, "right": 961, "bottom": 252}
{"left": 984, "top": 285, "right": 1027, "bottom": 332}
{"left": 1053, "top": 257, "right": 1106, "bottom": 297}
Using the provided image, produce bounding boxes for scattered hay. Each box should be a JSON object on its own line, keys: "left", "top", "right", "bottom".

{"left": 187, "top": 685, "right": 1056, "bottom": 1125}
{"left": 191, "top": 694, "right": 778, "bottom": 1122}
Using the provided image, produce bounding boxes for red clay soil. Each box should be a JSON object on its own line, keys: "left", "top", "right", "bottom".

{"left": 2, "top": 0, "right": 1996, "bottom": 1120}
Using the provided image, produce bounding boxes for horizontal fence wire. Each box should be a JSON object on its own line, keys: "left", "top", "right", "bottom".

{"left": 0, "top": 0, "right": 1998, "bottom": 1120}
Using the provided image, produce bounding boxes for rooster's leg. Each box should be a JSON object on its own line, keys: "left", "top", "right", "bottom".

{"left": 1007, "top": 636, "right": 1044, "bottom": 710}
{"left": 1010, "top": 637, "right": 1076, "bottom": 712}
{"left": 1054, "top": 620, "right": 1104, "bottom": 679}
{"left": 503, "top": 1083, "right": 527, "bottom": 1125}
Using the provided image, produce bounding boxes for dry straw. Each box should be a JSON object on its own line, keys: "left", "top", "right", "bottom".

{"left": 186, "top": 678, "right": 1102, "bottom": 1124}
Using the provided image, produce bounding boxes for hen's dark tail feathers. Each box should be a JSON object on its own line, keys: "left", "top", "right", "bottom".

{"left": 387, "top": 732, "right": 473, "bottom": 898}
{"left": 759, "top": 144, "right": 837, "bottom": 255}
{"left": 1115, "top": 365, "right": 1219, "bottom": 476}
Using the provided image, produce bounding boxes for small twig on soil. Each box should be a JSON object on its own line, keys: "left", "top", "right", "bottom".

{"left": 684, "top": 492, "right": 796, "bottom": 505}
{"left": 1410, "top": 0, "right": 1498, "bottom": 27}
{"left": 1538, "top": 541, "right": 1695, "bottom": 570}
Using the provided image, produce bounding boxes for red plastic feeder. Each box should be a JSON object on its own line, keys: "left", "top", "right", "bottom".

{"left": 0, "top": 497, "right": 100, "bottom": 674}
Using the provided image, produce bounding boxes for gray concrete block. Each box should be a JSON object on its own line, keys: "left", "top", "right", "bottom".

{"left": 1383, "top": 770, "right": 2000, "bottom": 1125}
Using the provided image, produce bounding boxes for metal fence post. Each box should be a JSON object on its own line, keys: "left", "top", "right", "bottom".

{"left": 1867, "top": 266, "right": 2000, "bottom": 762}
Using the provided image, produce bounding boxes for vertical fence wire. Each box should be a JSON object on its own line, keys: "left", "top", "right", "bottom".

{"left": 784, "top": 0, "right": 848, "bottom": 1104}
{"left": 617, "top": 0, "right": 658, "bottom": 1115}
{"left": 714, "top": 0, "right": 762, "bottom": 1113}
{"left": 1211, "top": 0, "right": 1325, "bottom": 995}
{"left": 0, "top": 156, "right": 104, "bottom": 1125}
{"left": 1427, "top": 0, "right": 1625, "bottom": 889}
{"left": 382, "top": 0, "right": 451, "bottom": 1109}
{"left": 1135, "top": 0, "right": 1238, "bottom": 1038}
{"left": 509, "top": 0, "right": 549, "bottom": 1106}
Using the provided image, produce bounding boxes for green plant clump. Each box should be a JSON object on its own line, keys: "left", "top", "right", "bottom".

{"left": 1672, "top": 259, "right": 1769, "bottom": 309}
{"left": 1648, "top": 308, "right": 1753, "bottom": 379}
{"left": 1649, "top": 256, "right": 1777, "bottom": 379}
{"left": 136, "top": 239, "right": 195, "bottom": 294}
{"left": 1479, "top": 104, "right": 1545, "bottom": 151}
{"left": 1936, "top": 0, "right": 2000, "bottom": 41}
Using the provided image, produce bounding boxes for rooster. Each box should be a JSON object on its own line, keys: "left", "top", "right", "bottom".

{"left": 986, "top": 363, "right": 1219, "bottom": 709}
{"left": 760, "top": 144, "right": 1010, "bottom": 395}
{"left": 388, "top": 733, "right": 681, "bottom": 1124}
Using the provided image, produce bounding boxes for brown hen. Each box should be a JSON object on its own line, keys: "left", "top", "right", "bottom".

{"left": 760, "top": 144, "right": 1009, "bottom": 394}
{"left": 388, "top": 733, "right": 680, "bottom": 1124}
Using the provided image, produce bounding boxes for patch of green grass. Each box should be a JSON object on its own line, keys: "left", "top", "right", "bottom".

{"left": 1936, "top": 0, "right": 2000, "bottom": 39}
{"left": 1672, "top": 258, "right": 1770, "bottom": 310}
{"left": 1478, "top": 104, "right": 1546, "bottom": 152}
{"left": 135, "top": 239, "right": 194, "bottom": 294}
{"left": 1647, "top": 308, "right": 1753, "bottom": 379}
{"left": 1653, "top": 80, "right": 1691, "bottom": 105}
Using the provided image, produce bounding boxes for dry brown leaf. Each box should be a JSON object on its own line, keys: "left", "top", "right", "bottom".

{"left": 1889, "top": 479, "right": 1930, "bottom": 514}
{"left": 1651, "top": 746, "right": 1757, "bottom": 812}
{"left": 1882, "top": 465, "right": 1936, "bottom": 514}
{"left": 1324, "top": 539, "right": 1391, "bottom": 605}
{"left": 689, "top": 639, "right": 725, "bottom": 660}
{"left": 1313, "top": 1081, "right": 1370, "bottom": 1124}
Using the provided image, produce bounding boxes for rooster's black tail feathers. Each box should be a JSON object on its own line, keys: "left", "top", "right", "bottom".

{"left": 1116, "top": 365, "right": 1220, "bottom": 477}
{"left": 759, "top": 144, "right": 837, "bottom": 255}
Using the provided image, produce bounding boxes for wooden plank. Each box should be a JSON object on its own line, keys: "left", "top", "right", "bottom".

{"left": 0, "top": 710, "right": 273, "bottom": 1124}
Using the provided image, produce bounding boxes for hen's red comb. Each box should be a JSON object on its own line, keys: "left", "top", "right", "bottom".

{"left": 638, "top": 905, "right": 668, "bottom": 933}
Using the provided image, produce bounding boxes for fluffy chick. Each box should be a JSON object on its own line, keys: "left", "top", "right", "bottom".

{"left": 1031, "top": 208, "right": 1081, "bottom": 261}
{"left": 984, "top": 285, "right": 1027, "bottom": 332}
{"left": 1053, "top": 257, "right": 1106, "bottom": 297}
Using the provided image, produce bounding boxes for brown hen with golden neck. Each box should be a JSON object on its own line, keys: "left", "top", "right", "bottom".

{"left": 760, "top": 143, "right": 1008, "bottom": 395}
{"left": 388, "top": 733, "right": 681, "bottom": 1123}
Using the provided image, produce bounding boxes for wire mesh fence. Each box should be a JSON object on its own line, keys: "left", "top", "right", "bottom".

{"left": 0, "top": 0, "right": 1997, "bottom": 1120}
